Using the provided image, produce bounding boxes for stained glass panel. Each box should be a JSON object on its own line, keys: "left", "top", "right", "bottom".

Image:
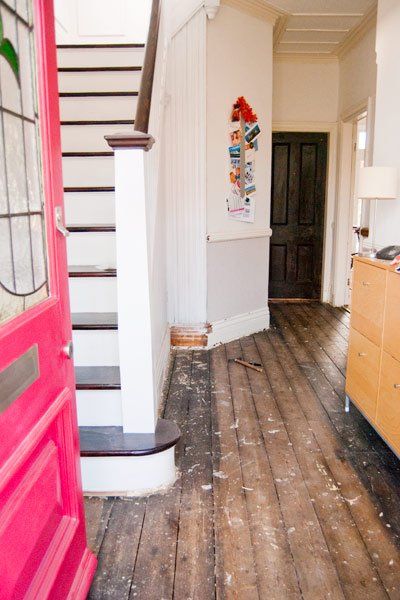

{"left": 0, "top": 0, "right": 49, "bottom": 323}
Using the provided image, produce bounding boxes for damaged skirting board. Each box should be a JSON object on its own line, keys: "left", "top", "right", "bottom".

{"left": 207, "top": 306, "right": 270, "bottom": 348}
{"left": 170, "top": 324, "right": 211, "bottom": 348}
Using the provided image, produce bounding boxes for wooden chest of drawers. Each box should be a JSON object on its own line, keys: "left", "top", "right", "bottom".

{"left": 346, "top": 257, "right": 400, "bottom": 456}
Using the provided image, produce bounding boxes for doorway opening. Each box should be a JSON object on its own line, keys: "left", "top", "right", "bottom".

{"left": 345, "top": 112, "right": 368, "bottom": 309}
{"left": 269, "top": 131, "right": 328, "bottom": 300}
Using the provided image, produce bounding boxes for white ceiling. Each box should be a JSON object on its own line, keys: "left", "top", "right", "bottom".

{"left": 270, "top": 0, "right": 377, "bottom": 57}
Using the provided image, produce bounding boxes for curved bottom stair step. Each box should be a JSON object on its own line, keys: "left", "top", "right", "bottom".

{"left": 79, "top": 421, "right": 181, "bottom": 457}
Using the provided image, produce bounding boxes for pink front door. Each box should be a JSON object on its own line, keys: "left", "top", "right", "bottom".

{"left": 0, "top": 0, "right": 96, "bottom": 598}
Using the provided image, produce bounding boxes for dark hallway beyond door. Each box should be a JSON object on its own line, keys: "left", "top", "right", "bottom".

{"left": 269, "top": 132, "right": 328, "bottom": 299}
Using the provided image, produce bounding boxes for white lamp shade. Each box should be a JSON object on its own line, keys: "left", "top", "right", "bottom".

{"left": 358, "top": 166, "right": 398, "bottom": 199}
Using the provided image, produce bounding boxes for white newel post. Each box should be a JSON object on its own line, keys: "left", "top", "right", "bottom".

{"left": 106, "top": 132, "right": 156, "bottom": 434}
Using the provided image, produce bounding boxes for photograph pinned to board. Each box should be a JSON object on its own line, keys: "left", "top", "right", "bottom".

{"left": 226, "top": 96, "right": 261, "bottom": 223}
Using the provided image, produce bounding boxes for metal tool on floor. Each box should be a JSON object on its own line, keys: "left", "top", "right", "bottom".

{"left": 228, "top": 357, "right": 263, "bottom": 373}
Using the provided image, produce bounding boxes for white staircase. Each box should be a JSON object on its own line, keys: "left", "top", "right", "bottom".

{"left": 58, "top": 44, "right": 143, "bottom": 429}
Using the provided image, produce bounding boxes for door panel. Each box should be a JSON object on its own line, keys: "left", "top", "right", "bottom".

{"left": 0, "top": 1, "right": 95, "bottom": 597}
{"left": 269, "top": 132, "right": 328, "bottom": 298}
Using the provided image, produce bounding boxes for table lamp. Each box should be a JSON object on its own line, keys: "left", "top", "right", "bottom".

{"left": 358, "top": 166, "right": 398, "bottom": 257}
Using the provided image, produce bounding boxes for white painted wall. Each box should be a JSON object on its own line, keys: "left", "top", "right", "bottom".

{"left": 273, "top": 58, "right": 339, "bottom": 123}
{"left": 54, "top": 0, "right": 152, "bottom": 45}
{"left": 206, "top": 5, "right": 273, "bottom": 325}
{"left": 372, "top": 0, "right": 400, "bottom": 248}
{"left": 338, "top": 27, "right": 377, "bottom": 117}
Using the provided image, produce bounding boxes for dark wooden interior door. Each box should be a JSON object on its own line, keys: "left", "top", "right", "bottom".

{"left": 269, "top": 132, "right": 327, "bottom": 299}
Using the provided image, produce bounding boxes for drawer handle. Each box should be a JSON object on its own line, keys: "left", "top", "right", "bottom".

{"left": 394, "top": 384, "right": 400, "bottom": 390}
{"left": 362, "top": 281, "right": 371, "bottom": 286}
{"left": 358, "top": 352, "right": 367, "bottom": 357}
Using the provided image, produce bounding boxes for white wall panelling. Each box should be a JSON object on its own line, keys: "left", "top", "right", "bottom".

{"left": 165, "top": 7, "right": 208, "bottom": 326}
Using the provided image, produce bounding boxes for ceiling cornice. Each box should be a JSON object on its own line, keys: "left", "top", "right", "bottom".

{"left": 273, "top": 52, "right": 339, "bottom": 63}
{"left": 222, "top": 0, "right": 287, "bottom": 24}
{"left": 335, "top": 4, "right": 377, "bottom": 59}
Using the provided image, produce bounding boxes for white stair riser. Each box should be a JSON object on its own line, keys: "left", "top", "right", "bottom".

{"left": 73, "top": 330, "right": 119, "bottom": 366}
{"left": 60, "top": 95, "right": 138, "bottom": 122}
{"left": 76, "top": 389, "right": 122, "bottom": 427}
{"left": 62, "top": 124, "right": 130, "bottom": 154}
{"left": 67, "top": 232, "right": 116, "bottom": 266}
{"left": 81, "top": 449, "right": 176, "bottom": 495}
{"left": 57, "top": 47, "right": 145, "bottom": 69}
{"left": 65, "top": 191, "right": 116, "bottom": 226}
{"left": 69, "top": 277, "right": 117, "bottom": 312}
{"left": 58, "top": 70, "right": 142, "bottom": 93}
{"left": 62, "top": 156, "right": 115, "bottom": 188}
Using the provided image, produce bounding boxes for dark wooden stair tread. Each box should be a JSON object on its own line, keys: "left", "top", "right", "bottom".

{"left": 57, "top": 43, "right": 145, "bottom": 49}
{"left": 60, "top": 91, "right": 138, "bottom": 97}
{"left": 63, "top": 152, "right": 114, "bottom": 158}
{"left": 67, "top": 224, "right": 116, "bottom": 233}
{"left": 79, "top": 421, "right": 181, "bottom": 457}
{"left": 58, "top": 66, "right": 142, "bottom": 72}
{"left": 61, "top": 119, "right": 135, "bottom": 126}
{"left": 72, "top": 312, "right": 117, "bottom": 330}
{"left": 69, "top": 265, "right": 116, "bottom": 277}
{"left": 75, "top": 366, "right": 120, "bottom": 390}
{"left": 64, "top": 186, "right": 115, "bottom": 193}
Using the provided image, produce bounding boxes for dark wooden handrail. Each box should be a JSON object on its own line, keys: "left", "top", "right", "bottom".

{"left": 134, "top": 0, "right": 161, "bottom": 134}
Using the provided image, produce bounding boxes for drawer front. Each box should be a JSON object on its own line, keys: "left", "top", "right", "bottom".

{"left": 351, "top": 261, "right": 386, "bottom": 346}
{"left": 376, "top": 352, "right": 400, "bottom": 455}
{"left": 346, "top": 327, "right": 381, "bottom": 421}
{"left": 383, "top": 272, "right": 400, "bottom": 362}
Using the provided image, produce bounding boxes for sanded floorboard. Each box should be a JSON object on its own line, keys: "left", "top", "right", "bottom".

{"left": 85, "top": 303, "right": 400, "bottom": 599}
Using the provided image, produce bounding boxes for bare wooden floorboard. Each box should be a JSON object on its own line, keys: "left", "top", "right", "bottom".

{"left": 173, "top": 350, "right": 215, "bottom": 600}
{"left": 129, "top": 351, "right": 193, "bottom": 600}
{"left": 84, "top": 304, "right": 400, "bottom": 600}
{"left": 258, "top": 328, "right": 391, "bottom": 598}
{"left": 88, "top": 497, "right": 147, "bottom": 600}
{"left": 227, "top": 338, "right": 302, "bottom": 598}
{"left": 210, "top": 344, "right": 259, "bottom": 599}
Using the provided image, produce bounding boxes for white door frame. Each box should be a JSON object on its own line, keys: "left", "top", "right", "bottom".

{"left": 331, "top": 97, "right": 374, "bottom": 306}
{"left": 272, "top": 121, "right": 338, "bottom": 303}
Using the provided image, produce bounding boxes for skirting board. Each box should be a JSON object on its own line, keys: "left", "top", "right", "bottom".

{"left": 155, "top": 325, "right": 171, "bottom": 409}
{"left": 207, "top": 306, "right": 270, "bottom": 348}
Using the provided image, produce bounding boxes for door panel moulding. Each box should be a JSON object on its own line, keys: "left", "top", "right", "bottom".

{"left": 272, "top": 121, "right": 338, "bottom": 304}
